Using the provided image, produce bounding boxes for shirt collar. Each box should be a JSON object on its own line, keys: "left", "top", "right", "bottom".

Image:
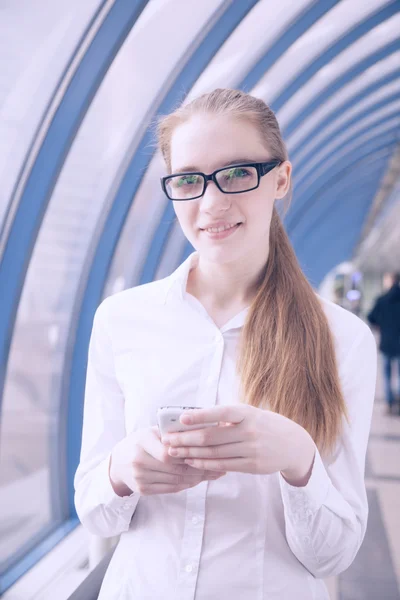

{"left": 163, "top": 250, "right": 250, "bottom": 331}
{"left": 163, "top": 250, "right": 199, "bottom": 304}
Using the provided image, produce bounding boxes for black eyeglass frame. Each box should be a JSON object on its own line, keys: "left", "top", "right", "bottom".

{"left": 160, "top": 160, "right": 282, "bottom": 201}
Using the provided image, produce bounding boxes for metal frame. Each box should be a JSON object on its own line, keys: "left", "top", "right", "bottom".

{"left": 289, "top": 67, "right": 400, "bottom": 160}
{"left": 293, "top": 91, "right": 400, "bottom": 174}
{"left": 65, "top": 0, "right": 261, "bottom": 518}
{"left": 295, "top": 164, "right": 388, "bottom": 286}
{"left": 291, "top": 156, "right": 391, "bottom": 246}
{"left": 283, "top": 38, "right": 400, "bottom": 138}
{"left": 294, "top": 110, "right": 400, "bottom": 190}
{"left": 240, "top": 0, "right": 340, "bottom": 91}
{"left": 271, "top": 1, "right": 400, "bottom": 112}
{"left": 0, "top": 1, "right": 149, "bottom": 594}
{"left": 287, "top": 134, "right": 398, "bottom": 233}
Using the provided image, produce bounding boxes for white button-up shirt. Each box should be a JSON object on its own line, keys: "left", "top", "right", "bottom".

{"left": 74, "top": 251, "right": 377, "bottom": 600}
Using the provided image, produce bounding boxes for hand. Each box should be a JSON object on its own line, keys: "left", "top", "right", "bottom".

{"left": 161, "top": 405, "right": 316, "bottom": 481}
{"left": 109, "top": 425, "right": 226, "bottom": 497}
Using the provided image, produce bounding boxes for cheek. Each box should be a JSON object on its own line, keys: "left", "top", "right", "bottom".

{"left": 247, "top": 189, "right": 275, "bottom": 222}
{"left": 173, "top": 203, "right": 197, "bottom": 233}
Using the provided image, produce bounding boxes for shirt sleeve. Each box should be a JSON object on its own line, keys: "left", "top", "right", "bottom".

{"left": 74, "top": 297, "right": 140, "bottom": 538}
{"left": 278, "top": 322, "right": 377, "bottom": 579}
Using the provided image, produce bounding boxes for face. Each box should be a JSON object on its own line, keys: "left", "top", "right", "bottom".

{"left": 169, "top": 114, "right": 291, "bottom": 265}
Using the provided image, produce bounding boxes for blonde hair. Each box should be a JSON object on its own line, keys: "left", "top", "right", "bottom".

{"left": 157, "top": 88, "right": 348, "bottom": 458}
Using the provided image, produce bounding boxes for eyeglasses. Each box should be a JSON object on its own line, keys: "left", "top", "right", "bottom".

{"left": 160, "top": 160, "right": 282, "bottom": 201}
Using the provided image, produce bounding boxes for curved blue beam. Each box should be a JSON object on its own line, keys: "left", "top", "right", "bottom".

{"left": 288, "top": 138, "right": 398, "bottom": 236}
{"left": 292, "top": 158, "right": 390, "bottom": 247}
{"left": 289, "top": 69, "right": 400, "bottom": 163}
{"left": 295, "top": 178, "right": 383, "bottom": 262}
{"left": 0, "top": 0, "right": 108, "bottom": 244}
{"left": 154, "top": 2, "right": 346, "bottom": 285}
{"left": 0, "top": 0, "right": 149, "bottom": 409}
{"left": 294, "top": 168, "right": 386, "bottom": 286}
{"left": 289, "top": 67, "right": 400, "bottom": 161}
{"left": 0, "top": 2, "right": 150, "bottom": 592}
{"left": 180, "top": 168, "right": 387, "bottom": 274}
{"left": 283, "top": 38, "right": 400, "bottom": 138}
{"left": 293, "top": 91, "right": 400, "bottom": 174}
{"left": 287, "top": 134, "right": 398, "bottom": 233}
{"left": 67, "top": 0, "right": 261, "bottom": 518}
{"left": 291, "top": 130, "right": 399, "bottom": 217}
{"left": 272, "top": 1, "right": 400, "bottom": 112}
{"left": 240, "top": 0, "right": 340, "bottom": 91}
{"left": 294, "top": 110, "right": 400, "bottom": 190}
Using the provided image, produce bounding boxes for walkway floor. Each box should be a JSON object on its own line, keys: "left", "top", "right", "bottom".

{"left": 326, "top": 348, "right": 400, "bottom": 599}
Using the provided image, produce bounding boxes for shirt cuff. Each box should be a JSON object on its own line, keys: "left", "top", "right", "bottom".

{"left": 93, "top": 453, "right": 140, "bottom": 514}
{"left": 279, "top": 446, "right": 331, "bottom": 528}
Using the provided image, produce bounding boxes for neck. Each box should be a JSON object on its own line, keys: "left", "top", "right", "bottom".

{"left": 187, "top": 249, "right": 269, "bottom": 309}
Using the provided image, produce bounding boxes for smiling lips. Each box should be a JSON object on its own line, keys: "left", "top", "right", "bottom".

{"left": 200, "top": 221, "right": 242, "bottom": 232}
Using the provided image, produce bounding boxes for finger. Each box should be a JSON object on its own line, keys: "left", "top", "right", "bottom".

{"left": 164, "top": 424, "right": 242, "bottom": 448}
{"left": 141, "top": 430, "right": 187, "bottom": 466}
{"left": 183, "top": 457, "right": 252, "bottom": 472}
{"left": 180, "top": 406, "right": 247, "bottom": 428}
{"left": 168, "top": 442, "right": 246, "bottom": 460}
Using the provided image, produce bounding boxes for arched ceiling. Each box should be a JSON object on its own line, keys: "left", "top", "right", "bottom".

{"left": 0, "top": 0, "right": 399, "bottom": 469}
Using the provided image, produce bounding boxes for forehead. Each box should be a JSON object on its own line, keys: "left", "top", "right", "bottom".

{"left": 170, "top": 114, "right": 269, "bottom": 172}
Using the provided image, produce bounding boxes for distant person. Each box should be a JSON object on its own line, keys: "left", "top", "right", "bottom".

{"left": 368, "top": 273, "right": 400, "bottom": 414}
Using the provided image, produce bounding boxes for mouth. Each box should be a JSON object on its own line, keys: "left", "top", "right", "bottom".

{"left": 200, "top": 222, "right": 243, "bottom": 239}
{"left": 200, "top": 222, "right": 243, "bottom": 232}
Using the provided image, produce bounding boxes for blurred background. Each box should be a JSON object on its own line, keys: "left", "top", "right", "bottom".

{"left": 0, "top": 1, "right": 399, "bottom": 598}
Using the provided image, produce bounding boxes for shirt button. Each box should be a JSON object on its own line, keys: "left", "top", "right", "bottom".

{"left": 303, "top": 536, "right": 311, "bottom": 543}
{"left": 192, "top": 516, "right": 199, "bottom": 524}
{"left": 186, "top": 564, "right": 193, "bottom": 573}
{"left": 123, "top": 503, "right": 131, "bottom": 509}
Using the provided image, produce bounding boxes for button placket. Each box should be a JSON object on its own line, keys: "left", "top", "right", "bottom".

{"left": 176, "top": 485, "right": 207, "bottom": 595}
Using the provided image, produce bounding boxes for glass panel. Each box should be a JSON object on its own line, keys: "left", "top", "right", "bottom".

{"left": 277, "top": 13, "right": 400, "bottom": 130}
{"left": 295, "top": 122, "right": 396, "bottom": 196}
{"left": 292, "top": 77, "right": 400, "bottom": 164}
{"left": 252, "top": 0, "right": 388, "bottom": 103}
{"left": 108, "top": 0, "right": 315, "bottom": 290}
{"left": 294, "top": 103, "right": 400, "bottom": 183}
{"left": 0, "top": 0, "right": 105, "bottom": 571}
{"left": 188, "top": 0, "right": 312, "bottom": 97}
{"left": 355, "top": 176, "right": 400, "bottom": 271}
{"left": 0, "top": 0, "right": 102, "bottom": 232}
{"left": 105, "top": 0, "right": 246, "bottom": 292}
{"left": 286, "top": 51, "right": 400, "bottom": 152}
{"left": 0, "top": 0, "right": 228, "bottom": 570}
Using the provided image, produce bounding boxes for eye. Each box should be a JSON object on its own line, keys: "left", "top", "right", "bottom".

{"left": 176, "top": 174, "right": 201, "bottom": 187}
{"left": 223, "top": 167, "right": 251, "bottom": 180}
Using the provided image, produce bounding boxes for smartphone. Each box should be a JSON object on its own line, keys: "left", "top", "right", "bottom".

{"left": 157, "top": 406, "right": 219, "bottom": 436}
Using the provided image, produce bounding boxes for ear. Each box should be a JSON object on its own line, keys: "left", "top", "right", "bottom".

{"left": 275, "top": 161, "right": 292, "bottom": 200}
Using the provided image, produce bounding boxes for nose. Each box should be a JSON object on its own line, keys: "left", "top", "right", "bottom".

{"left": 200, "top": 179, "right": 231, "bottom": 210}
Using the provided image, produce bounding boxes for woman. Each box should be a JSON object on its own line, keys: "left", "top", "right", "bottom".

{"left": 74, "top": 88, "right": 377, "bottom": 599}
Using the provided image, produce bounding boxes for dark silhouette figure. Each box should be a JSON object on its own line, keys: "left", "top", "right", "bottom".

{"left": 368, "top": 273, "right": 400, "bottom": 414}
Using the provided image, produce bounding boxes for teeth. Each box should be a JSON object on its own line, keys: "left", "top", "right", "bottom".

{"left": 206, "top": 223, "right": 238, "bottom": 233}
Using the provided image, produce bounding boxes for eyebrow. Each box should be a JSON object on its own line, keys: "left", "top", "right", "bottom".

{"left": 172, "top": 158, "right": 260, "bottom": 173}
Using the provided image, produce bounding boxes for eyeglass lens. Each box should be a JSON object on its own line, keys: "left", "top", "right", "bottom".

{"left": 165, "top": 166, "right": 258, "bottom": 200}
